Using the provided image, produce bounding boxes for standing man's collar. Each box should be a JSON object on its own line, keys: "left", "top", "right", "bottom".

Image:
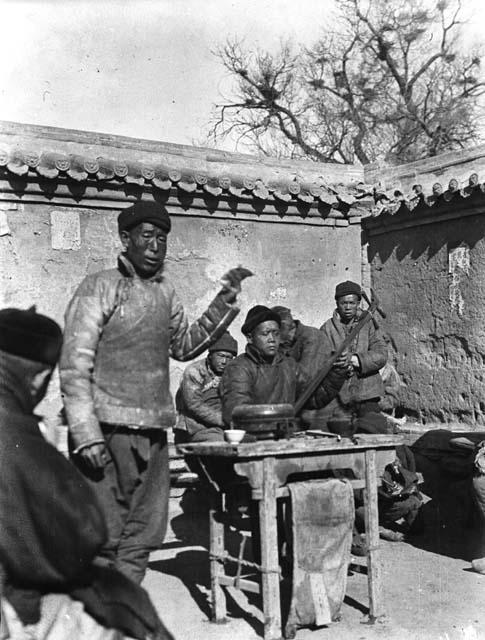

{"left": 117, "top": 253, "right": 165, "bottom": 282}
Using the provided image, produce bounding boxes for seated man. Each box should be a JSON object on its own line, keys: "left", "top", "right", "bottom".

{"left": 175, "top": 331, "right": 238, "bottom": 443}
{"left": 271, "top": 306, "right": 329, "bottom": 378}
{"left": 220, "top": 305, "right": 347, "bottom": 426}
{"left": 271, "top": 305, "right": 336, "bottom": 429}
{"left": 355, "top": 448, "right": 423, "bottom": 543}
{"left": 0, "top": 307, "right": 171, "bottom": 640}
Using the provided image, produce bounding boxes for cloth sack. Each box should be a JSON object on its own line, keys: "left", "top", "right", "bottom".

{"left": 284, "top": 478, "right": 354, "bottom": 637}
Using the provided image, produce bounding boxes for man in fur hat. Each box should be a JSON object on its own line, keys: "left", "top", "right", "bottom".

{"left": 0, "top": 306, "right": 171, "bottom": 639}
{"left": 271, "top": 305, "right": 328, "bottom": 379}
{"left": 60, "top": 200, "right": 248, "bottom": 584}
{"left": 221, "top": 305, "right": 347, "bottom": 425}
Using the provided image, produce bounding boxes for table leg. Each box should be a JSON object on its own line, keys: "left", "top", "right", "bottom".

{"left": 209, "top": 491, "right": 227, "bottom": 622}
{"left": 364, "top": 448, "right": 384, "bottom": 620}
{"left": 259, "top": 457, "right": 282, "bottom": 640}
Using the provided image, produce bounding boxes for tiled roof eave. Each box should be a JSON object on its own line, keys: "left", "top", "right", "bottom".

{"left": 363, "top": 178, "right": 485, "bottom": 226}
{"left": 0, "top": 145, "right": 372, "bottom": 221}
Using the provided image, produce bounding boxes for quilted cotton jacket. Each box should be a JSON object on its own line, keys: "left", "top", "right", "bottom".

{"left": 220, "top": 344, "right": 346, "bottom": 427}
{"left": 175, "top": 357, "right": 224, "bottom": 436}
{"left": 320, "top": 309, "right": 387, "bottom": 405}
{"left": 281, "top": 320, "right": 332, "bottom": 378}
{"left": 60, "top": 255, "right": 239, "bottom": 451}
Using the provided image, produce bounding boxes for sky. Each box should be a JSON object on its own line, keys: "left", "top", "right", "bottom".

{"left": 0, "top": 0, "right": 484, "bottom": 152}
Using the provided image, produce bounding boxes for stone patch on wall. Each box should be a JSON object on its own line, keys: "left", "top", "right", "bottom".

{"left": 0, "top": 210, "right": 11, "bottom": 236}
{"left": 269, "top": 286, "right": 288, "bottom": 302}
{"left": 50, "top": 210, "right": 81, "bottom": 251}
{"left": 448, "top": 243, "right": 470, "bottom": 316}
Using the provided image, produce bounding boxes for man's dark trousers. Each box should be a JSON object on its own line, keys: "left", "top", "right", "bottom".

{"left": 74, "top": 425, "right": 169, "bottom": 584}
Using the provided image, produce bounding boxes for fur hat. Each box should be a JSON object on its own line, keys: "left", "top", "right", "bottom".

{"left": 0, "top": 306, "right": 62, "bottom": 366}
{"left": 335, "top": 280, "right": 362, "bottom": 300}
{"left": 208, "top": 331, "right": 238, "bottom": 356}
{"left": 241, "top": 305, "right": 281, "bottom": 336}
{"left": 118, "top": 201, "right": 171, "bottom": 234}
{"left": 271, "top": 306, "right": 293, "bottom": 321}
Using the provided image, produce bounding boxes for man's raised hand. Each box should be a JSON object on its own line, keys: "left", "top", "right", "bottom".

{"left": 220, "top": 266, "right": 253, "bottom": 303}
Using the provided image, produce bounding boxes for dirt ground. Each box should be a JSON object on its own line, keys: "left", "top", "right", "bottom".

{"left": 143, "top": 451, "right": 485, "bottom": 640}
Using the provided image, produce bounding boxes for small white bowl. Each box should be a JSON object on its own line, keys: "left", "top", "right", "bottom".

{"left": 224, "top": 429, "right": 246, "bottom": 444}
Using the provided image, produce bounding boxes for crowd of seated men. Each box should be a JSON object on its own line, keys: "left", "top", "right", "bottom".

{"left": 175, "top": 280, "right": 424, "bottom": 547}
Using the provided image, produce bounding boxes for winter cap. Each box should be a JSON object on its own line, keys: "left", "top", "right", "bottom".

{"left": 241, "top": 305, "right": 281, "bottom": 336}
{"left": 118, "top": 201, "right": 171, "bottom": 234}
{"left": 0, "top": 306, "right": 62, "bottom": 366}
{"left": 335, "top": 280, "right": 362, "bottom": 300}
{"left": 208, "top": 331, "right": 238, "bottom": 356}
{"left": 271, "top": 306, "right": 293, "bottom": 321}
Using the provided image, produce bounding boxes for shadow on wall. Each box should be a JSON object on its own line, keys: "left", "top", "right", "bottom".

{"left": 363, "top": 204, "right": 485, "bottom": 427}
{"left": 365, "top": 204, "right": 485, "bottom": 265}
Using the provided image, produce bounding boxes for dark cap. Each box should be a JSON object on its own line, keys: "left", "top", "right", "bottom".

{"left": 208, "top": 331, "right": 238, "bottom": 356}
{"left": 271, "top": 306, "right": 293, "bottom": 320}
{"left": 0, "top": 306, "right": 62, "bottom": 366}
{"left": 241, "top": 305, "right": 281, "bottom": 336}
{"left": 335, "top": 280, "right": 362, "bottom": 300}
{"left": 118, "top": 201, "right": 171, "bottom": 234}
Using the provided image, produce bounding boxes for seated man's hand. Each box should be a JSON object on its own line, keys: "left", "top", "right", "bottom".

{"left": 78, "top": 442, "right": 108, "bottom": 469}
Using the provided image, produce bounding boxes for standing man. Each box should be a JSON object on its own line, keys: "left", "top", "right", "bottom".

{"left": 319, "top": 280, "right": 388, "bottom": 434}
{"left": 175, "top": 331, "right": 238, "bottom": 444}
{"left": 60, "top": 200, "right": 246, "bottom": 584}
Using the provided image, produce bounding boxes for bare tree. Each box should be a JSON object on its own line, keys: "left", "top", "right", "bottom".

{"left": 209, "top": 0, "right": 485, "bottom": 164}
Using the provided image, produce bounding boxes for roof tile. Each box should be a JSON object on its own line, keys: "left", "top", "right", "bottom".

{"left": 0, "top": 137, "right": 365, "bottom": 222}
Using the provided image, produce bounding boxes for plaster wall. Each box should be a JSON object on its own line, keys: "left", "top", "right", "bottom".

{"left": 0, "top": 201, "right": 361, "bottom": 423}
{"left": 367, "top": 213, "right": 485, "bottom": 426}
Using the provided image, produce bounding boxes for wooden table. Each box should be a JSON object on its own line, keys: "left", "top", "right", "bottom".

{"left": 178, "top": 434, "right": 403, "bottom": 640}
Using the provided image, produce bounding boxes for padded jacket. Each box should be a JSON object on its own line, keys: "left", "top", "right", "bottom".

{"left": 60, "top": 255, "right": 239, "bottom": 451}
{"left": 0, "top": 362, "right": 171, "bottom": 639}
{"left": 220, "top": 344, "right": 346, "bottom": 427}
{"left": 0, "top": 361, "right": 106, "bottom": 624}
{"left": 320, "top": 309, "right": 387, "bottom": 404}
{"left": 281, "top": 320, "right": 331, "bottom": 378}
{"left": 175, "top": 357, "right": 224, "bottom": 436}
